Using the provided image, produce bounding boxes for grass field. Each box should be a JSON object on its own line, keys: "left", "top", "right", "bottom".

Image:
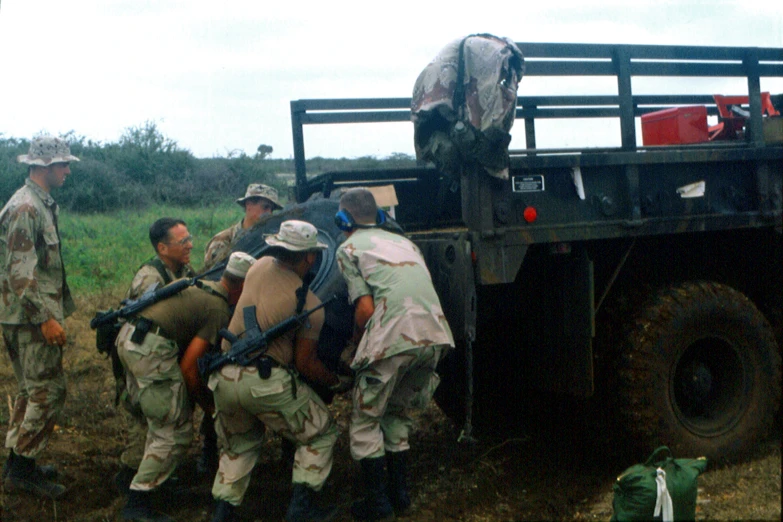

{"left": 60, "top": 203, "right": 242, "bottom": 296}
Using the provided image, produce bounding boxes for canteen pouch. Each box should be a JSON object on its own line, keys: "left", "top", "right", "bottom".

{"left": 611, "top": 446, "right": 708, "bottom": 521}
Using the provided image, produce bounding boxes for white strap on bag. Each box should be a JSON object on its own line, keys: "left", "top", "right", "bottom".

{"left": 654, "top": 467, "right": 674, "bottom": 522}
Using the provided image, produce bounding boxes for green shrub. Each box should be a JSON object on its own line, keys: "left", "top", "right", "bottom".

{"left": 60, "top": 203, "right": 240, "bottom": 295}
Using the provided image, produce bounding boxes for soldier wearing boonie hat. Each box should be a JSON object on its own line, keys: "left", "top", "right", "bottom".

{"left": 0, "top": 136, "right": 79, "bottom": 499}
{"left": 264, "top": 219, "right": 328, "bottom": 251}
{"left": 209, "top": 220, "right": 350, "bottom": 522}
{"left": 203, "top": 183, "right": 283, "bottom": 271}
{"left": 17, "top": 136, "right": 80, "bottom": 167}
{"left": 115, "top": 251, "right": 254, "bottom": 521}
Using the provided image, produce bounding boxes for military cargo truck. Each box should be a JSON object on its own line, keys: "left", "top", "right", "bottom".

{"left": 281, "top": 42, "right": 782, "bottom": 461}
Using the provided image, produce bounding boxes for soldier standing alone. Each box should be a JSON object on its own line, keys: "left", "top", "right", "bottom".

{"left": 0, "top": 136, "right": 79, "bottom": 499}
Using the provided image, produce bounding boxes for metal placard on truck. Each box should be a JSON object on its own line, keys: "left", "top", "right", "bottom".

{"left": 512, "top": 175, "right": 545, "bottom": 193}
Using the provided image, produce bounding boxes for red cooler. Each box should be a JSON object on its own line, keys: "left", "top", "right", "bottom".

{"left": 641, "top": 106, "right": 709, "bottom": 145}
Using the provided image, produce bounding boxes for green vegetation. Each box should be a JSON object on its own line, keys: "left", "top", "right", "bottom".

{"left": 0, "top": 123, "right": 416, "bottom": 297}
{"left": 60, "top": 203, "right": 240, "bottom": 295}
{"left": 0, "top": 123, "right": 416, "bottom": 214}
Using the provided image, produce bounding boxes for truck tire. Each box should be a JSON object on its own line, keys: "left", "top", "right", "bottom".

{"left": 227, "top": 196, "right": 404, "bottom": 403}
{"left": 224, "top": 197, "right": 354, "bottom": 403}
{"left": 618, "top": 281, "right": 781, "bottom": 461}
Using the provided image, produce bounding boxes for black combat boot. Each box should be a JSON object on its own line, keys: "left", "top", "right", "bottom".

{"left": 211, "top": 499, "right": 238, "bottom": 522}
{"left": 3, "top": 450, "right": 58, "bottom": 481}
{"left": 280, "top": 437, "right": 296, "bottom": 474}
{"left": 121, "top": 489, "right": 174, "bottom": 522}
{"left": 114, "top": 464, "right": 137, "bottom": 495}
{"left": 351, "top": 457, "right": 395, "bottom": 521}
{"left": 285, "top": 483, "right": 338, "bottom": 522}
{"left": 386, "top": 451, "right": 411, "bottom": 515}
{"left": 4, "top": 452, "right": 65, "bottom": 499}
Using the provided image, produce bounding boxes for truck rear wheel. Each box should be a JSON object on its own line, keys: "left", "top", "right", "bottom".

{"left": 618, "top": 281, "right": 781, "bottom": 460}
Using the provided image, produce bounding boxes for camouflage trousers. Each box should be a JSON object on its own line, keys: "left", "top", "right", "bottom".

{"left": 350, "top": 345, "right": 445, "bottom": 460}
{"left": 116, "top": 323, "right": 192, "bottom": 491}
{"left": 119, "top": 398, "right": 148, "bottom": 469}
{"left": 209, "top": 365, "right": 338, "bottom": 506}
{"left": 2, "top": 323, "right": 66, "bottom": 459}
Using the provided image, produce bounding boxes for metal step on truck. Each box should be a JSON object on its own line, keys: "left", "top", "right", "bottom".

{"left": 287, "top": 41, "right": 783, "bottom": 461}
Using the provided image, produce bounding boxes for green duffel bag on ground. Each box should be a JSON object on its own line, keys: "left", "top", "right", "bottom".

{"left": 611, "top": 446, "right": 708, "bottom": 521}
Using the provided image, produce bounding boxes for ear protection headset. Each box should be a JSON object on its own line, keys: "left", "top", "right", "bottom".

{"left": 334, "top": 208, "right": 387, "bottom": 232}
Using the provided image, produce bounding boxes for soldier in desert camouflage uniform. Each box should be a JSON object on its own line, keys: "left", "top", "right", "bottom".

{"left": 203, "top": 183, "right": 282, "bottom": 270}
{"left": 114, "top": 217, "right": 199, "bottom": 493}
{"left": 208, "top": 220, "right": 351, "bottom": 522}
{"left": 115, "top": 252, "right": 254, "bottom": 522}
{"left": 126, "top": 217, "right": 196, "bottom": 301}
{"left": 335, "top": 188, "right": 454, "bottom": 521}
{"left": 0, "top": 136, "right": 79, "bottom": 499}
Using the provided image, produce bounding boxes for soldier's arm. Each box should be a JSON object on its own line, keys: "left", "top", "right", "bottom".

{"left": 4, "top": 205, "right": 52, "bottom": 324}
{"left": 352, "top": 294, "right": 375, "bottom": 343}
{"left": 41, "top": 318, "right": 66, "bottom": 346}
{"left": 203, "top": 236, "right": 228, "bottom": 271}
{"left": 180, "top": 336, "right": 213, "bottom": 415}
{"left": 125, "top": 266, "right": 164, "bottom": 300}
{"left": 293, "top": 337, "right": 340, "bottom": 388}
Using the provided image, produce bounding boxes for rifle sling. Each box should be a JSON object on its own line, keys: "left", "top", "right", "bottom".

{"left": 194, "top": 279, "right": 228, "bottom": 303}
{"left": 144, "top": 257, "right": 173, "bottom": 286}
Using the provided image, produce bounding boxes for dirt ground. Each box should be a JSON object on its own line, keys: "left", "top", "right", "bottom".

{"left": 0, "top": 298, "right": 780, "bottom": 522}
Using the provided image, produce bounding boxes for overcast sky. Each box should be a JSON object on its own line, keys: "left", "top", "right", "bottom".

{"left": 1, "top": 0, "right": 782, "bottom": 160}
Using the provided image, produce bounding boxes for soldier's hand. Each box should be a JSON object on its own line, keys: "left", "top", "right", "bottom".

{"left": 41, "top": 318, "right": 66, "bottom": 347}
{"left": 329, "top": 374, "right": 354, "bottom": 394}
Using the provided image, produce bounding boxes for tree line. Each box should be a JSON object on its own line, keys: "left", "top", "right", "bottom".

{"left": 0, "top": 122, "right": 416, "bottom": 213}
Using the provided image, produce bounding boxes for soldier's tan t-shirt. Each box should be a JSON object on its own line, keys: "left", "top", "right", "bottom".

{"left": 222, "top": 256, "right": 323, "bottom": 366}
{"left": 139, "top": 280, "right": 230, "bottom": 353}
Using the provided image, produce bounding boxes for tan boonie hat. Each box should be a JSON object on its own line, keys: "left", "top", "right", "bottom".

{"left": 236, "top": 183, "right": 282, "bottom": 210}
{"left": 265, "top": 220, "right": 327, "bottom": 252}
{"left": 224, "top": 251, "right": 256, "bottom": 279}
{"left": 18, "top": 136, "right": 80, "bottom": 166}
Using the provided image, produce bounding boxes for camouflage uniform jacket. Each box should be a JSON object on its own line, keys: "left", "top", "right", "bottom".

{"left": 336, "top": 228, "right": 454, "bottom": 368}
{"left": 411, "top": 34, "right": 524, "bottom": 180}
{"left": 124, "top": 257, "right": 196, "bottom": 300}
{"left": 203, "top": 221, "right": 245, "bottom": 271}
{"left": 0, "top": 178, "right": 75, "bottom": 324}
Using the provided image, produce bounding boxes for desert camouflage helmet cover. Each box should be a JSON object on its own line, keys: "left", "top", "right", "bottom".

{"left": 18, "top": 136, "right": 80, "bottom": 166}
{"left": 265, "top": 220, "right": 327, "bottom": 252}
{"left": 236, "top": 183, "right": 282, "bottom": 210}
{"left": 224, "top": 251, "right": 256, "bottom": 279}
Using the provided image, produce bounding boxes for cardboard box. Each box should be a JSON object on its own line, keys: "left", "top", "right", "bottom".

{"left": 763, "top": 117, "right": 783, "bottom": 144}
{"left": 642, "top": 106, "right": 709, "bottom": 146}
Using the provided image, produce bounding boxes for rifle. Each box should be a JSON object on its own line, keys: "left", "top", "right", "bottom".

{"left": 90, "top": 244, "right": 272, "bottom": 331}
{"left": 198, "top": 294, "right": 337, "bottom": 379}
{"left": 90, "top": 263, "right": 224, "bottom": 330}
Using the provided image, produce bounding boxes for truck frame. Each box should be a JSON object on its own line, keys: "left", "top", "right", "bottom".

{"left": 289, "top": 42, "right": 782, "bottom": 460}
